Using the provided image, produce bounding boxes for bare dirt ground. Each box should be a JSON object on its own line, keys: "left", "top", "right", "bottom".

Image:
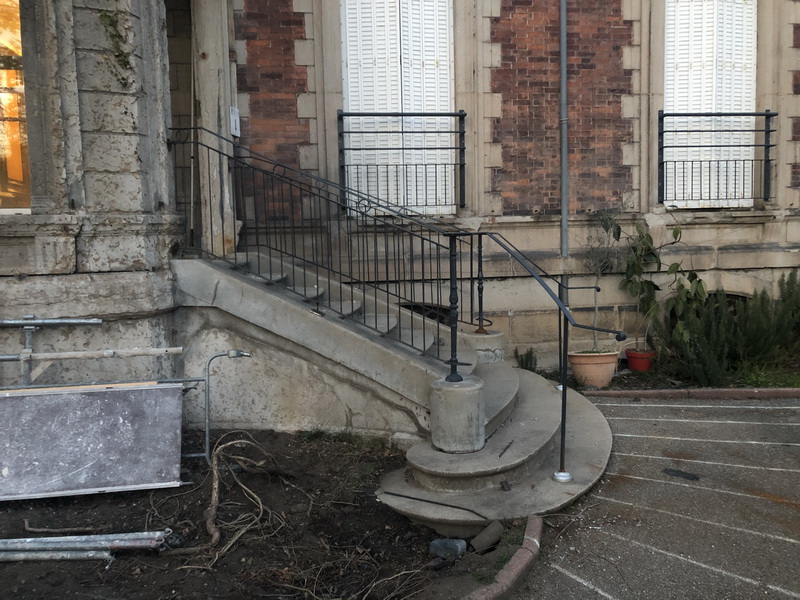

{"left": 0, "top": 430, "right": 523, "bottom": 600}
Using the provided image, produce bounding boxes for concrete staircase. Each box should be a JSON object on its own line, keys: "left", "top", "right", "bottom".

{"left": 171, "top": 257, "right": 612, "bottom": 536}
{"left": 377, "top": 369, "right": 612, "bottom": 536}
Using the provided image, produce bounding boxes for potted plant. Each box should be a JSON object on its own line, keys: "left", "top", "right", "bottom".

{"left": 568, "top": 212, "right": 626, "bottom": 387}
{"left": 624, "top": 319, "right": 657, "bottom": 371}
{"left": 613, "top": 218, "right": 708, "bottom": 371}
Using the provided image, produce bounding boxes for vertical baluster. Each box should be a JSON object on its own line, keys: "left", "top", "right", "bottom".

{"left": 476, "top": 233, "right": 487, "bottom": 334}
{"left": 445, "top": 235, "right": 462, "bottom": 383}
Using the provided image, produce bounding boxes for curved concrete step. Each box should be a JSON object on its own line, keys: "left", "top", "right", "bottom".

{"left": 326, "top": 299, "right": 362, "bottom": 316}
{"left": 403, "top": 369, "right": 556, "bottom": 493}
{"left": 240, "top": 250, "right": 444, "bottom": 355}
{"left": 289, "top": 285, "right": 324, "bottom": 300}
{"left": 353, "top": 313, "right": 398, "bottom": 335}
{"left": 212, "top": 259, "right": 288, "bottom": 285}
{"left": 376, "top": 371, "right": 612, "bottom": 537}
{"left": 477, "top": 361, "right": 520, "bottom": 438}
{"left": 395, "top": 327, "right": 437, "bottom": 354}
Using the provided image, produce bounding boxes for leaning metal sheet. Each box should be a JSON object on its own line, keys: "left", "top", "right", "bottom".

{"left": 0, "top": 383, "right": 183, "bottom": 501}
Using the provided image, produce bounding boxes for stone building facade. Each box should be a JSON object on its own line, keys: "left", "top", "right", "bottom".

{"left": 3, "top": 0, "right": 800, "bottom": 390}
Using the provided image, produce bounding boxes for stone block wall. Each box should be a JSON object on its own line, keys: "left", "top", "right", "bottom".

{"left": 234, "top": 0, "right": 310, "bottom": 168}
{"left": 491, "top": 0, "right": 633, "bottom": 216}
{"left": 0, "top": 1, "right": 181, "bottom": 387}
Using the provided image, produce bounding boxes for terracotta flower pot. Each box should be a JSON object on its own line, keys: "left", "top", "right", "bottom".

{"left": 567, "top": 350, "right": 619, "bottom": 388}
{"left": 625, "top": 348, "right": 656, "bottom": 372}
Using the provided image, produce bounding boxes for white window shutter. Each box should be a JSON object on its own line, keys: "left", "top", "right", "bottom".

{"left": 399, "top": 0, "right": 454, "bottom": 210}
{"left": 341, "top": 0, "right": 404, "bottom": 202}
{"left": 341, "top": 0, "right": 454, "bottom": 213}
{"left": 664, "top": 0, "right": 757, "bottom": 209}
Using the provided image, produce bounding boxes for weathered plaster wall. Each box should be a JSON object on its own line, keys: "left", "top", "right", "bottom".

{"left": 175, "top": 307, "right": 429, "bottom": 444}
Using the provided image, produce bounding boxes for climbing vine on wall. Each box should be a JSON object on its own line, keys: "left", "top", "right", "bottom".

{"left": 99, "top": 10, "right": 134, "bottom": 89}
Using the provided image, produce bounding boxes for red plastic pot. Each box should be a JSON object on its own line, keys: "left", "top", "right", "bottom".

{"left": 625, "top": 348, "right": 656, "bottom": 372}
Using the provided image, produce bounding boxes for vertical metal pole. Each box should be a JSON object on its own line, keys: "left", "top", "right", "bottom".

{"left": 658, "top": 110, "right": 665, "bottom": 204}
{"left": 475, "top": 233, "right": 487, "bottom": 334}
{"left": 21, "top": 315, "right": 35, "bottom": 386}
{"left": 337, "top": 110, "right": 346, "bottom": 191}
{"left": 189, "top": 43, "right": 196, "bottom": 249}
{"left": 557, "top": 303, "right": 564, "bottom": 374}
{"left": 763, "top": 110, "right": 773, "bottom": 204}
{"left": 446, "top": 235, "right": 463, "bottom": 382}
{"left": 553, "top": 313, "right": 573, "bottom": 482}
{"left": 559, "top": 0, "right": 569, "bottom": 264}
{"left": 458, "top": 110, "right": 466, "bottom": 209}
{"left": 203, "top": 350, "right": 251, "bottom": 465}
{"left": 556, "top": 0, "right": 571, "bottom": 483}
{"left": 204, "top": 351, "right": 226, "bottom": 465}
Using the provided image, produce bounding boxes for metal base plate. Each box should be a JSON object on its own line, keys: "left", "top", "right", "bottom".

{"left": 0, "top": 383, "right": 183, "bottom": 501}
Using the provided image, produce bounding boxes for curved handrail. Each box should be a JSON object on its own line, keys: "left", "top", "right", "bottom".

{"left": 483, "top": 232, "right": 627, "bottom": 341}
{"left": 169, "top": 126, "right": 626, "bottom": 344}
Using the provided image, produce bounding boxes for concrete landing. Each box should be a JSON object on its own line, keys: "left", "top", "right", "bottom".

{"left": 377, "top": 371, "right": 612, "bottom": 537}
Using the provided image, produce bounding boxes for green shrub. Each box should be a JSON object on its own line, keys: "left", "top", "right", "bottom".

{"left": 659, "top": 290, "right": 733, "bottom": 386}
{"left": 659, "top": 270, "right": 800, "bottom": 386}
{"left": 513, "top": 347, "right": 537, "bottom": 372}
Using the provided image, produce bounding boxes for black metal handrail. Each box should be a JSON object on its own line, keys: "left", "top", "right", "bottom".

{"left": 658, "top": 110, "right": 777, "bottom": 207}
{"left": 168, "top": 124, "right": 626, "bottom": 367}
{"left": 169, "top": 127, "right": 625, "bottom": 476}
{"left": 170, "top": 127, "right": 478, "bottom": 364}
{"left": 338, "top": 110, "right": 466, "bottom": 211}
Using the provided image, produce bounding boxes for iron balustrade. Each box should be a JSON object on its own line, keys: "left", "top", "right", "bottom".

{"left": 169, "top": 127, "right": 625, "bottom": 475}
{"left": 170, "top": 127, "right": 476, "bottom": 363}
{"left": 658, "top": 110, "right": 777, "bottom": 208}
{"left": 337, "top": 111, "right": 466, "bottom": 213}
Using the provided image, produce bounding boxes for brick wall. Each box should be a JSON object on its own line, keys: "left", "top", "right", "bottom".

{"left": 236, "top": 0, "right": 309, "bottom": 168}
{"left": 491, "top": 0, "right": 633, "bottom": 215}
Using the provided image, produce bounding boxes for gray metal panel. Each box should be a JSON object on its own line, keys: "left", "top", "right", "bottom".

{"left": 0, "top": 383, "right": 183, "bottom": 501}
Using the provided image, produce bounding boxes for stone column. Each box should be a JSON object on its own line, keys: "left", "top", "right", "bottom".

{"left": 192, "top": 0, "right": 238, "bottom": 258}
{"left": 429, "top": 375, "right": 485, "bottom": 453}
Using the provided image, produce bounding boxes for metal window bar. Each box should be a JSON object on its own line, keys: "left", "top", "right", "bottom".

{"left": 337, "top": 111, "right": 466, "bottom": 212}
{"left": 658, "top": 111, "right": 777, "bottom": 208}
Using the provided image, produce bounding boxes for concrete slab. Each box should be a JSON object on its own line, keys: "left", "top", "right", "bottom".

{"left": 607, "top": 452, "right": 800, "bottom": 505}
{"left": 509, "top": 396, "right": 800, "bottom": 600}
{"left": 608, "top": 433, "right": 800, "bottom": 471}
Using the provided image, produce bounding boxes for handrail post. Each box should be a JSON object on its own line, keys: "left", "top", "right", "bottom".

{"left": 337, "top": 110, "right": 346, "bottom": 192}
{"left": 763, "top": 110, "right": 774, "bottom": 203}
{"left": 475, "top": 233, "right": 487, "bottom": 334}
{"left": 458, "top": 110, "right": 466, "bottom": 209}
{"left": 553, "top": 313, "right": 573, "bottom": 482}
{"left": 446, "top": 234, "right": 463, "bottom": 382}
{"left": 658, "top": 110, "right": 665, "bottom": 204}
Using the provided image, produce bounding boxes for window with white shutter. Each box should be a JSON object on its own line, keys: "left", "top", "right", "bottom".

{"left": 341, "top": 0, "right": 454, "bottom": 214}
{"left": 664, "top": 0, "right": 757, "bottom": 209}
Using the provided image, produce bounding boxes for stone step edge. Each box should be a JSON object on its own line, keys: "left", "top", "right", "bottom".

{"left": 478, "top": 361, "right": 521, "bottom": 437}
{"left": 376, "top": 384, "right": 611, "bottom": 537}
{"left": 405, "top": 370, "right": 561, "bottom": 482}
